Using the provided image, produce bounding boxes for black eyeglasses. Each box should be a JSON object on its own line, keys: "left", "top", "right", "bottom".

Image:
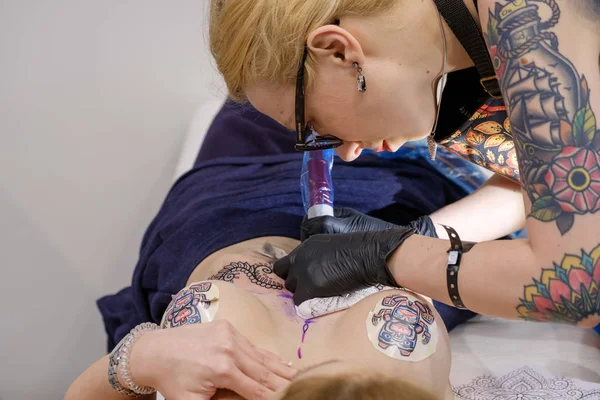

{"left": 294, "top": 21, "right": 344, "bottom": 152}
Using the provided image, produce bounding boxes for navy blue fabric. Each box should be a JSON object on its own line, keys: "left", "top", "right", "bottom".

{"left": 196, "top": 101, "right": 297, "bottom": 163}
{"left": 97, "top": 101, "right": 477, "bottom": 351}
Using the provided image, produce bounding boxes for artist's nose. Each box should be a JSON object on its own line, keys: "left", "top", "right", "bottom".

{"left": 335, "top": 142, "right": 363, "bottom": 162}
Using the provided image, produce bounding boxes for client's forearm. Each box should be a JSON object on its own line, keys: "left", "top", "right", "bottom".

{"left": 430, "top": 174, "right": 524, "bottom": 242}
{"left": 64, "top": 355, "right": 155, "bottom": 400}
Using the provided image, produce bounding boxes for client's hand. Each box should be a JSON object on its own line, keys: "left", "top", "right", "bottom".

{"left": 274, "top": 228, "right": 416, "bottom": 305}
{"left": 130, "top": 320, "right": 296, "bottom": 400}
{"left": 301, "top": 208, "right": 437, "bottom": 241}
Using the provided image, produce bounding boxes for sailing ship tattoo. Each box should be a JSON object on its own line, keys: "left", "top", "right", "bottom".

{"left": 485, "top": 0, "right": 599, "bottom": 235}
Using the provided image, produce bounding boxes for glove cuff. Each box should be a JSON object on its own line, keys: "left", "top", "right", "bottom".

{"left": 410, "top": 215, "right": 438, "bottom": 238}
{"left": 377, "top": 228, "right": 417, "bottom": 287}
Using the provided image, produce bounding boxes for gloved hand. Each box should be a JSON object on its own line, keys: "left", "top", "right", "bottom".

{"left": 301, "top": 208, "right": 438, "bottom": 241}
{"left": 274, "top": 227, "right": 416, "bottom": 305}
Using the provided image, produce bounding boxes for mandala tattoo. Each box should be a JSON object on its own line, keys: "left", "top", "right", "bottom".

{"left": 209, "top": 261, "right": 283, "bottom": 290}
{"left": 371, "top": 295, "right": 435, "bottom": 357}
{"left": 517, "top": 243, "right": 600, "bottom": 324}
{"left": 485, "top": 0, "right": 600, "bottom": 235}
{"left": 162, "top": 282, "right": 213, "bottom": 329}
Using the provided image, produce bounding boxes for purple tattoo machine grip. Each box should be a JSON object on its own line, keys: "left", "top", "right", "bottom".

{"left": 297, "top": 143, "right": 384, "bottom": 319}
{"left": 301, "top": 147, "right": 335, "bottom": 219}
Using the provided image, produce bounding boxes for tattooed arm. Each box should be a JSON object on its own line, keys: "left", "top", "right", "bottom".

{"left": 479, "top": 0, "right": 600, "bottom": 234}
{"left": 388, "top": 0, "right": 600, "bottom": 326}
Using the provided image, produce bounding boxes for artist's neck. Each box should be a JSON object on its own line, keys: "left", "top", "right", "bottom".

{"left": 444, "top": 0, "right": 481, "bottom": 73}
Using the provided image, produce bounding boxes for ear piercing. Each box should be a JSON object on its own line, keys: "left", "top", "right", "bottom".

{"left": 353, "top": 62, "right": 366, "bottom": 93}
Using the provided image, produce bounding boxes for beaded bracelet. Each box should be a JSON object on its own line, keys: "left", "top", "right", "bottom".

{"left": 117, "top": 322, "right": 160, "bottom": 396}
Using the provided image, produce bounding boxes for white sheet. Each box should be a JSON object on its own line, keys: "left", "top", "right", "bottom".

{"left": 164, "top": 99, "right": 600, "bottom": 399}
{"left": 450, "top": 316, "right": 600, "bottom": 397}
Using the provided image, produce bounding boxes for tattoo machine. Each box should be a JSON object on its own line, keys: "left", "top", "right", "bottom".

{"left": 300, "top": 144, "right": 335, "bottom": 219}
{"left": 296, "top": 141, "right": 380, "bottom": 319}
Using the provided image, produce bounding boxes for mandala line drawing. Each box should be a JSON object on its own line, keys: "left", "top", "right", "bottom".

{"left": 453, "top": 366, "right": 600, "bottom": 400}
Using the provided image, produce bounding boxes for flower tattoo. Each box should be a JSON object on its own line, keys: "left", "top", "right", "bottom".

{"left": 518, "top": 244, "right": 600, "bottom": 324}
{"left": 545, "top": 147, "right": 600, "bottom": 214}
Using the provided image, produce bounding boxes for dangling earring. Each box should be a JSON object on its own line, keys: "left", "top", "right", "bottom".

{"left": 353, "top": 62, "right": 366, "bottom": 93}
{"left": 429, "top": 73, "right": 447, "bottom": 161}
{"left": 428, "top": 132, "right": 438, "bottom": 161}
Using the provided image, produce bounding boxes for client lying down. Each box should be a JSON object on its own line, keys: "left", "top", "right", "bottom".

{"left": 66, "top": 101, "right": 485, "bottom": 400}
{"left": 189, "top": 238, "right": 450, "bottom": 399}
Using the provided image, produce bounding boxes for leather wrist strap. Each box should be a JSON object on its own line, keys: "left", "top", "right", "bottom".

{"left": 439, "top": 224, "right": 468, "bottom": 310}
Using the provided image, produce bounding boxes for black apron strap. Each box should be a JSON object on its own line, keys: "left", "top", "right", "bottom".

{"left": 432, "top": 0, "right": 502, "bottom": 99}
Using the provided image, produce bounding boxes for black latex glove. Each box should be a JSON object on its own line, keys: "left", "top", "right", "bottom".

{"left": 274, "top": 227, "right": 416, "bottom": 305}
{"left": 301, "top": 208, "right": 438, "bottom": 241}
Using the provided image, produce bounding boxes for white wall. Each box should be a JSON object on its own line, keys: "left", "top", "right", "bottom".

{"left": 0, "top": 1, "right": 224, "bottom": 399}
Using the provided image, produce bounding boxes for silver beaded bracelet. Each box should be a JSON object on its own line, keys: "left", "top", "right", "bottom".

{"left": 116, "top": 322, "right": 160, "bottom": 396}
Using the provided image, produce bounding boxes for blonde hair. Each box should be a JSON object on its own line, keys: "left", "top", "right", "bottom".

{"left": 280, "top": 373, "right": 438, "bottom": 400}
{"left": 209, "top": 0, "right": 396, "bottom": 101}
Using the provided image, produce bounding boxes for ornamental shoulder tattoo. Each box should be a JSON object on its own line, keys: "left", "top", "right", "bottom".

{"left": 366, "top": 293, "right": 439, "bottom": 362}
{"left": 485, "top": 0, "right": 600, "bottom": 235}
{"left": 209, "top": 261, "right": 283, "bottom": 290}
{"left": 161, "top": 282, "right": 220, "bottom": 329}
{"left": 161, "top": 260, "right": 283, "bottom": 328}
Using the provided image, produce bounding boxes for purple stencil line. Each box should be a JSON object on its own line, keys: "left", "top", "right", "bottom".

{"left": 297, "top": 319, "right": 314, "bottom": 359}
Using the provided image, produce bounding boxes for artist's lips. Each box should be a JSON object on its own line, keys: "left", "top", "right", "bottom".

{"left": 383, "top": 141, "right": 393, "bottom": 153}
{"left": 372, "top": 141, "right": 391, "bottom": 153}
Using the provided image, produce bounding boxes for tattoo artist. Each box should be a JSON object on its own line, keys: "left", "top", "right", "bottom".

{"left": 210, "top": 0, "right": 600, "bottom": 329}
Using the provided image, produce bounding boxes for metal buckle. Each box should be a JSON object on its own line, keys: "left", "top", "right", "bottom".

{"left": 447, "top": 250, "right": 459, "bottom": 266}
{"left": 480, "top": 76, "right": 503, "bottom": 100}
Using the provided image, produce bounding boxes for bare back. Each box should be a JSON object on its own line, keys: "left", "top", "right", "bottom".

{"left": 161, "top": 237, "right": 453, "bottom": 399}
